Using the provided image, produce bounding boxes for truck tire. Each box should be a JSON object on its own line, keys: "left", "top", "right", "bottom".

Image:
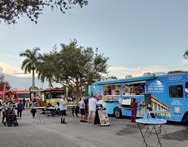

{"left": 185, "top": 115, "right": 188, "bottom": 126}
{"left": 114, "top": 108, "right": 122, "bottom": 118}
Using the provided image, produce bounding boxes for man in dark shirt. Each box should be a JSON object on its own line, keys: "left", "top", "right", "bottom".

{"left": 17, "top": 100, "right": 24, "bottom": 119}
{"left": 22, "top": 98, "right": 26, "bottom": 110}
{"left": 84, "top": 97, "right": 89, "bottom": 121}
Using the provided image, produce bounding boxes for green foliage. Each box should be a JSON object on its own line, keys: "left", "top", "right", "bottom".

{"left": 36, "top": 48, "right": 59, "bottom": 88}
{"left": 0, "top": 0, "right": 88, "bottom": 24}
{"left": 57, "top": 40, "right": 109, "bottom": 85}
{"left": 19, "top": 48, "right": 41, "bottom": 73}
{"left": 168, "top": 70, "right": 186, "bottom": 74}
{"left": 19, "top": 40, "right": 109, "bottom": 98}
{"left": 19, "top": 47, "right": 41, "bottom": 89}
{"left": 37, "top": 39, "right": 109, "bottom": 98}
{"left": 184, "top": 49, "right": 188, "bottom": 59}
{"left": 103, "top": 76, "right": 118, "bottom": 80}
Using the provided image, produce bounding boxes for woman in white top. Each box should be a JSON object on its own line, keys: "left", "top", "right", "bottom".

{"left": 87, "top": 95, "right": 97, "bottom": 123}
{"left": 59, "top": 96, "right": 67, "bottom": 124}
{"left": 2, "top": 99, "right": 10, "bottom": 123}
{"left": 79, "top": 97, "right": 86, "bottom": 122}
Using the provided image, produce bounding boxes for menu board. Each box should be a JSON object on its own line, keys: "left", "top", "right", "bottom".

{"left": 97, "top": 109, "right": 110, "bottom": 126}
{"left": 102, "top": 95, "right": 119, "bottom": 102}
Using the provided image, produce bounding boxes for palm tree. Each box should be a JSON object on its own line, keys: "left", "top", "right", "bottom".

{"left": 183, "top": 49, "right": 188, "bottom": 59}
{"left": 36, "top": 53, "right": 56, "bottom": 88}
{"left": 19, "top": 48, "right": 40, "bottom": 90}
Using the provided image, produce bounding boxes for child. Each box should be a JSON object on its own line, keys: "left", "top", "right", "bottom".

{"left": 13, "top": 105, "right": 17, "bottom": 117}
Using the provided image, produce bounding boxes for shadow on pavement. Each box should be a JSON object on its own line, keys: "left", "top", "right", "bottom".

{"left": 164, "top": 121, "right": 188, "bottom": 141}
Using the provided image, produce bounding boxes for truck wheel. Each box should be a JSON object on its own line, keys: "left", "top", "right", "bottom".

{"left": 114, "top": 108, "right": 122, "bottom": 118}
{"left": 185, "top": 115, "right": 188, "bottom": 125}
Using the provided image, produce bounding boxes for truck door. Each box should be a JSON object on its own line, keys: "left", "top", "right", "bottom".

{"left": 168, "top": 83, "right": 184, "bottom": 122}
{"left": 185, "top": 82, "right": 188, "bottom": 117}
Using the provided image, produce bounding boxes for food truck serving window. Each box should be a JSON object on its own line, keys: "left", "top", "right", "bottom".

{"left": 122, "top": 98, "right": 132, "bottom": 107}
{"left": 169, "top": 85, "right": 183, "bottom": 98}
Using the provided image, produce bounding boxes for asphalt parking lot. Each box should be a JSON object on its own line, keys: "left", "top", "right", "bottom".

{"left": 0, "top": 109, "right": 188, "bottom": 147}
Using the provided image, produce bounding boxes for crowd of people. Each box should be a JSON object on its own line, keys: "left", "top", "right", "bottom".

{"left": 0, "top": 94, "right": 142, "bottom": 126}
{"left": 0, "top": 92, "right": 99, "bottom": 127}
{"left": 0, "top": 97, "right": 25, "bottom": 125}
{"left": 57, "top": 94, "right": 99, "bottom": 124}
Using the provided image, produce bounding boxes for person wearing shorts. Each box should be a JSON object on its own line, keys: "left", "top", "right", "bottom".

{"left": 59, "top": 96, "right": 67, "bottom": 124}
{"left": 87, "top": 95, "right": 97, "bottom": 123}
{"left": 79, "top": 97, "right": 86, "bottom": 122}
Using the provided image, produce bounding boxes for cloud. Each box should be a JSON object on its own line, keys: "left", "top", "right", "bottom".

{"left": 0, "top": 61, "right": 30, "bottom": 78}
{"left": 107, "top": 65, "right": 182, "bottom": 79}
{"left": 1, "top": 58, "right": 188, "bottom": 89}
{"left": 0, "top": 67, "right": 2, "bottom": 74}
{"left": 0, "top": 60, "right": 60, "bottom": 89}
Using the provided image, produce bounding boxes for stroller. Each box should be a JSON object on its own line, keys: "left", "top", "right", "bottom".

{"left": 4, "top": 108, "right": 18, "bottom": 127}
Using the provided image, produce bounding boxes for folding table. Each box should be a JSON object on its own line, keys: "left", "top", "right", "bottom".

{"left": 136, "top": 118, "right": 167, "bottom": 147}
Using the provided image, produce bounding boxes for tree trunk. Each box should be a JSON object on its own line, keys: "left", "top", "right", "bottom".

{"left": 48, "top": 79, "right": 53, "bottom": 88}
{"left": 76, "top": 82, "right": 80, "bottom": 106}
{"left": 32, "top": 69, "right": 35, "bottom": 90}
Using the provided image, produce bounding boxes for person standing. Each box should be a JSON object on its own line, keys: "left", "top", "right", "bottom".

{"left": 54, "top": 102, "right": 60, "bottom": 116}
{"left": 71, "top": 104, "right": 76, "bottom": 118}
{"left": 87, "top": 95, "right": 97, "bottom": 123}
{"left": 22, "top": 98, "right": 26, "bottom": 110}
{"left": 2, "top": 99, "right": 10, "bottom": 124}
{"left": 17, "top": 100, "right": 24, "bottom": 119}
{"left": 84, "top": 96, "right": 89, "bottom": 121}
{"left": 71, "top": 101, "right": 78, "bottom": 118}
{"left": 79, "top": 97, "right": 86, "bottom": 122}
{"left": 30, "top": 99, "right": 37, "bottom": 118}
{"left": 75, "top": 104, "right": 79, "bottom": 117}
{"left": 59, "top": 96, "right": 67, "bottom": 124}
{"left": 147, "top": 104, "right": 155, "bottom": 118}
{"left": 0, "top": 97, "right": 3, "bottom": 118}
{"left": 131, "top": 98, "right": 138, "bottom": 122}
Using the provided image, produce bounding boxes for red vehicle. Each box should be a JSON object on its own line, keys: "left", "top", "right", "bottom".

{"left": 12, "top": 90, "right": 30, "bottom": 103}
{"left": 0, "top": 90, "right": 13, "bottom": 101}
{"left": 0, "top": 90, "right": 30, "bottom": 103}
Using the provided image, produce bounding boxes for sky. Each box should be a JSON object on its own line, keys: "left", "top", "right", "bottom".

{"left": 1, "top": 0, "right": 188, "bottom": 90}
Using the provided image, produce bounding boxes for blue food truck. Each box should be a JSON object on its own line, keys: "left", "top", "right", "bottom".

{"left": 88, "top": 72, "right": 188, "bottom": 124}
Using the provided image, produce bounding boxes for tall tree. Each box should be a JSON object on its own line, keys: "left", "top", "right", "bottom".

{"left": 102, "top": 76, "right": 118, "bottom": 81}
{"left": 58, "top": 40, "right": 109, "bottom": 100}
{"left": 168, "top": 70, "right": 186, "bottom": 74}
{"left": 19, "top": 47, "right": 41, "bottom": 90}
{"left": 37, "top": 49, "right": 59, "bottom": 88}
{"left": 37, "top": 40, "right": 109, "bottom": 102}
{"left": 0, "top": 0, "right": 88, "bottom": 24}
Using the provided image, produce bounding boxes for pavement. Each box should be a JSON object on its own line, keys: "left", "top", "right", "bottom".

{"left": 0, "top": 109, "right": 188, "bottom": 147}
